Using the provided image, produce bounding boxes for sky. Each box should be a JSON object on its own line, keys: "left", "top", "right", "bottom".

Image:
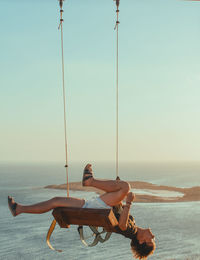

{"left": 1, "top": 0, "right": 200, "bottom": 163}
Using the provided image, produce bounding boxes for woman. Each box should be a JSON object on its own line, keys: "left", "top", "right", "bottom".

{"left": 8, "top": 164, "right": 156, "bottom": 259}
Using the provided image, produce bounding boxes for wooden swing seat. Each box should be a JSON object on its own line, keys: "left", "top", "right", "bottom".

{"left": 46, "top": 207, "right": 118, "bottom": 250}
{"left": 52, "top": 207, "right": 118, "bottom": 231}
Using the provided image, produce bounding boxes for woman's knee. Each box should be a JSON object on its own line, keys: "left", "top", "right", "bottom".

{"left": 51, "top": 197, "right": 62, "bottom": 207}
{"left": 121, "top": 181, "right": 131, "bottom": 195}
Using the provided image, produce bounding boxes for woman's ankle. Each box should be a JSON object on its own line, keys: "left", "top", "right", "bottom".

{"left": 84, "top": 177, "right": 94, "bottom": 187}
{"left": 15, "top": 204, "right": 22, "bottom": 215}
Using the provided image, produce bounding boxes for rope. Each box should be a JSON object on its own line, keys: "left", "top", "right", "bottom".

{"left": 58, "top": 0, "right": 69, "bottom": 197}
{"left": 114, "top": 0, "right": 120, "bottom": 179}
{"left": 46, "top": 219, "right": 63, "bottom": 252}
{"left": 78, "top": 226, "right": 112, "bottom": 247}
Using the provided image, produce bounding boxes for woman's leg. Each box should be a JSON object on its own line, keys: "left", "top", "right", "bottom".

{"left": 84, "top": 164, "right": 130, "bottom": 207}
{"left": 89, "top": 178, "right": 130, "bottom": 193}
{"left": 9, "top": 196, "right": 85, "bottom": 216}
{"left": 84, "top": 164, "right": 130, "bottom": 192}
{"left": 99, "top": 190, "right": 129, "bottom": 207}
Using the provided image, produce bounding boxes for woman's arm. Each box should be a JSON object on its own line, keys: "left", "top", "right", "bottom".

{"left": 118, "top": 192, "right": 135, "bottom": 231}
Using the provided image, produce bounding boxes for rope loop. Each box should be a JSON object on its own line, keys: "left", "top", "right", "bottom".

{"left": 59, "top": 0, "right": 64, "bottom": 9}
{"left": 114, "top": 0, "right": 120, "bottom": 8}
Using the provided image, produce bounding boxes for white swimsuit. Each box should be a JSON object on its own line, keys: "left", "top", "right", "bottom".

{"left": 82, "top": 196, "right": 111, "bottom": 209}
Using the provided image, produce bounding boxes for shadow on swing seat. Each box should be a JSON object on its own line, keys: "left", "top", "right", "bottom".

{"left": 46, "top": 207, "right": 119, "bottom": 251}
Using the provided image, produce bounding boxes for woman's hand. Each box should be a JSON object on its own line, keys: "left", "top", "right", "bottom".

{"left": 126, "top": 192, "right": 135, "bottom": 204}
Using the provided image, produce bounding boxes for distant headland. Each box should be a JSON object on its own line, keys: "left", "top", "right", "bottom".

{"left": 45, "top": 181, "right": 200, "bottom": 203}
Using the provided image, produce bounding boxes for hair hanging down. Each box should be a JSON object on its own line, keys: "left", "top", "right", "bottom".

{"left": 130, "top": 233, "right": 156, "bottom": 259}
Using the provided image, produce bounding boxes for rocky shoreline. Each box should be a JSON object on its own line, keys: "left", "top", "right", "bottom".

{"left": 45, "top": 181, "right": 200, "bottom": 203}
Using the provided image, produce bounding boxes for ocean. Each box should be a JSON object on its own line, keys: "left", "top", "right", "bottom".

{"left": 0, "top": 162, "right": 200, "bottom": 260}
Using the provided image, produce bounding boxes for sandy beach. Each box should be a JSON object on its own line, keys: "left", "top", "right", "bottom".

{"left": 45, "top": 181, "right": 200, "bottom": 203}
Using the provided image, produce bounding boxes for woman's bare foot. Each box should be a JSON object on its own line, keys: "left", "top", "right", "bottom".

{"left": 82, "top": 164, "right": 94, "bottom": 186}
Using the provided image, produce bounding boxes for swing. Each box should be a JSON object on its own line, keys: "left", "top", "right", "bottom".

{"left": 46, "top": 207, "right": 118, "bottom": 251}
{"left": 46, "top": 0, "right": 121, "bottom": 251}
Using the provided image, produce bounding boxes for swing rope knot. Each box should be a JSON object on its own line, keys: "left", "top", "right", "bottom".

{"left": 114, "top": 0, "right": 120, "bottom": 30}
{"left": 58, "top": 0, "right": 64, "bottom": 30}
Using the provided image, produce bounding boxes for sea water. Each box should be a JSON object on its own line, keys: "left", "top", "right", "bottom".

{"left": 0, "top": 162, "right": 200, "bottom": 260}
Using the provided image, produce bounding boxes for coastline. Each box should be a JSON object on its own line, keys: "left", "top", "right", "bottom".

{"left": 45, "top": 181, "right": 200, "bottom": 203}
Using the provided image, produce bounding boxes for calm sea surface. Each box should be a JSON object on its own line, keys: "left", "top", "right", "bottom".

{"left": 0, "top": 162, "right": 200, "bottom": 260}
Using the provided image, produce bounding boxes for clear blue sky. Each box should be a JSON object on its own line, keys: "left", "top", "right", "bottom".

{"left": 1, "top": 0, "right": 200, "bottom": 163}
